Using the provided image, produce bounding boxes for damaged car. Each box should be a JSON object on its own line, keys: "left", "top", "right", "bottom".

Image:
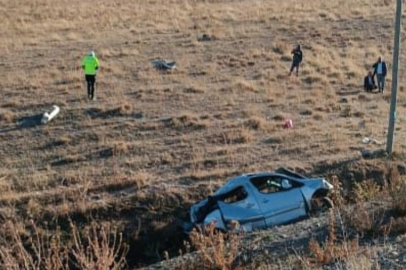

{"left": 184, "top": 168, "right": 334, "bottom": 232}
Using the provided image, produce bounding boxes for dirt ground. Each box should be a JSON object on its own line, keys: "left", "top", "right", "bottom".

{"left": 1, "top": 0, "right": 406, "bottom": 268}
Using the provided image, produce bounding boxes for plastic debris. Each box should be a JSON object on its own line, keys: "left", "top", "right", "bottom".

{"left": 41, "top": 105, "right": 60, "bottom": 124}
{"left": 283, "top": 119, "right": 293, "bottom": 129}
{"left": 362, "top": 137, "right": 384, "bottom": 145}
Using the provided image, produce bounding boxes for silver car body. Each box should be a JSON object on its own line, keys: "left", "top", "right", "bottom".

{"left": 189, "top": 168, "right": 333, "bottom": 232}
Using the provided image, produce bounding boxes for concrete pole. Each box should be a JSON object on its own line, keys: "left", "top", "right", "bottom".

{"left": 386, "top": 0, "right": 402, "bottom": 155}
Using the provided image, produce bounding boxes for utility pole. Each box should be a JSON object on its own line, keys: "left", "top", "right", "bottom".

{"left": 387, "top": 0, "right": 402, "bottom": 155}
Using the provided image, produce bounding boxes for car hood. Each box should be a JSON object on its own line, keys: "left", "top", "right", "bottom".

{"left": 301, "top": 178, "right": 333, "bottom": 190}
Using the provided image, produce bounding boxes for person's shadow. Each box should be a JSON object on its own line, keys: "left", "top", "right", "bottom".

{"left": 0, "top": 114, "right": 43, "bottom": 134}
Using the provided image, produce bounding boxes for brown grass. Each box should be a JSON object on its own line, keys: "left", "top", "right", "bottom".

{"left": 307, "top": 210, "right": 361, "bottom": 266}
{"left": 388, "top": 170, "right": 406, "bottom": 216}
{"left": 1, "top": 0, "right": 406, "bottom": 268}
{"left": 353, "top": 180, "right": 382, "bottom": 202}
{"left": 343, "top": 203, "right": 387, "bottom": 237}
{"left": 0, "top": 109, "right": 15, "bottom": 123}
{"left": 244, "top": 116, "right": 268, "bottom": 130}
{"left": 0, "top": 220, "right": 127, "bottom": 270}
{"left": 187, "top": 222, "right": 243, "bottom": 270}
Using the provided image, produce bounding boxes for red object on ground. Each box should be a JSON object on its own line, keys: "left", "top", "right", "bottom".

{"left": 283, "top": 119, "right": 293, "bottom": 128}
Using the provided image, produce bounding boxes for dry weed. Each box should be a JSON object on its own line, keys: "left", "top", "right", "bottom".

{"left": 170, "top": 114, "right": 209, "bottom": 130}
{"left": 353, "top": 181, "right": 382, "bottom": 202}
{"left": 70, "top": 221, "right": 128, "bottom": 270}
{"left": 0, "top": 220, "right": 68, "bottom": 270}
{"left": 54, "top": 136, "right": 71, "bottom": 146}
{"left": 112, "top": 142, "right": 130, "bottom": 156}
{"left": 340, "top": 106, "right": 352, "bottom": 118}
{"left": 26, "top": 199, "right": 42, "bottom": 218}
{"left": 272, "top": 42, "right": 286, "bottom": 55}
{"left": 386, "top": 216, "right": 406, "bottom": 235}
{"left": 189, "top": 222, "right": 243, "bottom": 270}
{"left": 0, "top": 220, "right": 128, "bottom": 270}
{"left": 308, "top": 210, "right": 360, "bottom": 266}
{"left": 389, "top": 174, "right": 406, "bottom": 216}
{"left": 244, "top": 116, "right": 267, "bottom": 130}
{"left": 235, "top": 80, "right": 256, "bottom": 92}
{"left": 343, "top": 203, "right": 387, "bottom": 237}
{"left": 0, "top": 109, "right": 15, "bottom": 123}
{"left": 341, "top": 252, "right": 378, "bottom": 270}
{"left": 328, "top": 175, "right": 346, "bottom": 208}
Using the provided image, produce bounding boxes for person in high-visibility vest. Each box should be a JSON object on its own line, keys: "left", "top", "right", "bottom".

{"left": 82, "top": 51, "right": 100, "bottom": 100}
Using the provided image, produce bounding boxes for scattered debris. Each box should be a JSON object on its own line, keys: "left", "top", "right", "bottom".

{"left": 152, "top": 60, "right": 176, "bottom": 71}
{"left": 41, "top": 105, "right": 60, "bottom": 124}
{"left": 198, "top": 34, "right": 215, "bottom": 42}
{"left": 283, "top": 119, "right": 293, "bottom": 128}
{"left": 362, "top": 137, "right": 370, "bottom": 144}
{"left": 300, "top": 109, "right": 312, "bottom": 116}
{"left": 182, "top": 168, "right": 333, "bottom": 233}
{"left": 362, "top": 137, "right": 384, "bottom": 145}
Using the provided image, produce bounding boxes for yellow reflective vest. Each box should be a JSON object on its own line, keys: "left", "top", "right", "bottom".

{"left": 82, "top": 55, "right": 100, "bottom": 75}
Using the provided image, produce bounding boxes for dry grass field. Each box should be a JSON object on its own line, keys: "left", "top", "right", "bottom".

{"left": 1, "top": 0, "right": 406, "bottom": 268}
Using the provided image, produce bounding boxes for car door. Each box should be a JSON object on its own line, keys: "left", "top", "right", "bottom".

{"left": 249, "top": 176, "right": 307, "bottom": 228}
{"left": 216, "top": 184, "right": 266, "bottom": 231}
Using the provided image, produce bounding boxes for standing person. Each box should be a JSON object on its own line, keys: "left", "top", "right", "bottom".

{"left": 372, "top": 56, "right": 387, "bottom": 93}
{"left": 82, "top": 51, "right": 100, "bottom": 100}
{"left": 364, "top": 71, "right": 377, "bottom": 92}
{"left": 289, "top": 44, "right": 303, "bottom": 77}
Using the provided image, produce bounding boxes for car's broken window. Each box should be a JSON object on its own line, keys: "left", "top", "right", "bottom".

{"left": 250, "top": 176, "right": 286, "bottom": 194}
{"left": 217, "top": 186, "right": 247, "bottom": 204}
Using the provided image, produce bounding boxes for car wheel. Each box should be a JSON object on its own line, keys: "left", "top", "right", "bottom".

{"left": 310, "top": 196, "right": 333, "bottom": 215}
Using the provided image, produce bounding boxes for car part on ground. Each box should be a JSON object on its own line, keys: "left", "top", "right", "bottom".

{"left": 152, "top": 60, "right": 176, "bottom": 70}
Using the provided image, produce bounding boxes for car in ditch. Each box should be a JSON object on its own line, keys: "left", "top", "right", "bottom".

{"left": 185, "top": 168, "right": 334, "bottom": 232}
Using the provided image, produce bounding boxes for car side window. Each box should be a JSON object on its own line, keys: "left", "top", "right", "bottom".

{"left": 250, "top": 176, "right": 292, "bottom": 194}
{"left": 218, "top": 186, "right": 248, "bottom": 204}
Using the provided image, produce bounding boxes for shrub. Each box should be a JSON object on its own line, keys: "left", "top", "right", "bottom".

{"left": 0, "top": 109, "right": 15, "bottom": 123}
{"left": 389, "top": 174, "right": 406, "bottom": 216}
{"left": 70, "top": 221, "right": 128, "bottom": 270}
{"left": 188, "top": 222, "right": 243, "bottom": 270}
{"left": 308, "top": 210, "right": 360, "bottom": 265}
{"left": 352, "top": 181, "right": 381, "bottom": 202}
{"left": 244, "top": 117, "right": 267, "bottom": 130}
{"left": 342, "top": 203, "right": 387, "bottom": 238}
{"left": 0, "top": 220, "right": 128, "bottom": 270}
{"left": 328, "top": 175, "right": 346, "bottom": 208}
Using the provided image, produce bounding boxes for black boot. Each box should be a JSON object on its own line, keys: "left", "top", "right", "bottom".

{"left": 87, "top": 82, "right": 91, "bottom": 99}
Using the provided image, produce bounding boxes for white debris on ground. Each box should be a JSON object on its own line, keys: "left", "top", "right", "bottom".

{"left": 41, "top": 105, "right": 60, "bottom": 124}
{"left": 362, "top": 137, "right": 384, "bottom": 145}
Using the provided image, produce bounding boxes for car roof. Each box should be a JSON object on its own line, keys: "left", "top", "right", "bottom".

{"left": 219, "top": 171, "right": 306, "bottom": 191}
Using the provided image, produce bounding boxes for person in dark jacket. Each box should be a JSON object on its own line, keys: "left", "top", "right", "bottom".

{"left": 364, "top": 71, "right": 377, "bottom": 92}
{"left": 289, "top": 44, "right": 303, "bottom": 77}
{"left": 372, "top": 56, "right": 387, "bottom": 93}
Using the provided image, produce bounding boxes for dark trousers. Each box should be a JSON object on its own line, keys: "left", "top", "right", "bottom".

{"left": 365, "top": 85, "right": 377, "bottom": 92}
{"left": 85, "top": 75, "right": 96, "bottom": 99}
{"left": 290, "top": 61, "right": 300, "bottom": 75}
